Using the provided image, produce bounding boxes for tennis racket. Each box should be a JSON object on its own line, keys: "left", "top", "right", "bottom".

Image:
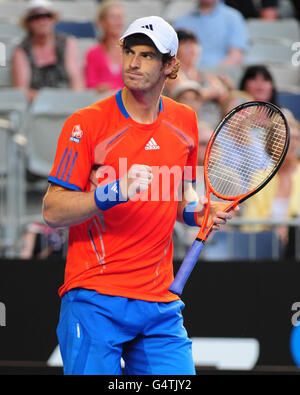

{"left": 169, "top": 101, "right": 290, "bottom": 296}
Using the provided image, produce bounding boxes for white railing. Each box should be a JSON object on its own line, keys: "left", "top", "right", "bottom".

{"left": 0, "top": 113, "right": 26, "bottom": 257}
{"left": 174, "top": 218, "right": 300, "bottom": 262}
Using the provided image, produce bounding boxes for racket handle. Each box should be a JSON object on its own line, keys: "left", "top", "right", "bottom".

{"left": 169, "top": 239, "right": 205, "bottom": 296}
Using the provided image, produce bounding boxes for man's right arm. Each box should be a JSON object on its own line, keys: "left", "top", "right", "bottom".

{"left": 42, "top": 184, "right": 99, "bottom": 228}
{"left": 43, "top": 164, "right": 153, "bottom": 228}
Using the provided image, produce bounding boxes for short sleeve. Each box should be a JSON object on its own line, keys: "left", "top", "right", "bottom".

{"left": 227, "top": 11, "right": 248, "bottom": 51}
{"left": 183, "top": 111, "right": 199, "bottom": 183}
{"left": 85, "top": 46, "right": 102, "bottom": 88}
{"left": 48, "top": 112, "right": 92, "bottom": 191}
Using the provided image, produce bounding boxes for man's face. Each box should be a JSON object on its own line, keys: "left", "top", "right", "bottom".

{"left": 198, "top": 0, "right": 218, "bottom": 8}
{"left": 122, "top": 44, "right": 169, "bottom": 92}
{"left": 177, "top": 39, "right": 200, "bottom": 66}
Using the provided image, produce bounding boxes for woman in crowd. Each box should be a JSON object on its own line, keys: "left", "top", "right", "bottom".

{"left": 12, "top": 0, "right": 84, "bottom": 101}
{"left": 239, "top": 64, "right": 278, "bottom": 105}
{"left": 85, "top": 0, "right": 125, "bottom": 93}
{"left": 242, "top": 109, "right": 300, "bottom": 257}
{"left": 220, "top": 89, "right": 254, "bottom": 117}
{"left": 171, "top": 80, "right": 203, "bottom": 116}
{"left": 20, "top": 221, "right": 66, "bottom": 259}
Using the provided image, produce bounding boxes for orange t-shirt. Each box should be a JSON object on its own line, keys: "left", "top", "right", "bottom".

{"left": 49, "top": 90, "right": 199, "bottom": 302}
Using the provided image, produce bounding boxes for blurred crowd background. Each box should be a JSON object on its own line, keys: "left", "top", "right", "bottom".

{"left": 0, "top": 0, "right": 300, "bottom": 262}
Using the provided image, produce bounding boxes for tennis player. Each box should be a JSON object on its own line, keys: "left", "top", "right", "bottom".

{"left": 43, "top": 16, "right": 232, "bottom": 375}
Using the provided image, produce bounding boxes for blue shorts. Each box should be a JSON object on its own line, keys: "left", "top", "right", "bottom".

{"left": 56, "top": 288, "right": 196, "bottom": 375}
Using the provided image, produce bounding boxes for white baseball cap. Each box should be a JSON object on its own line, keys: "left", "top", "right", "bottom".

{"left": 120, "top": 16, "right": 178, "bottom": 57}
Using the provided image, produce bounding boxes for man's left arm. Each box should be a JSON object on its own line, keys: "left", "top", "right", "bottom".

{"left": 219, "top": 48, "right": 244, "bottom": 67}
{"left": 220, "top": 9, "right": 248, "bottom": 66}
{"left": 177, "top": 181, "right": 233, "bottom": 230}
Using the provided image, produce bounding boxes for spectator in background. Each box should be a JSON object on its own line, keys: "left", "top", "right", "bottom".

{"left": 174, "top": 0, "right": 248, "bottom": 68}
{"left": 173, "top": 121, "right": 214, "bottom": 256}
{"left": 171, "top": 80, "right": 203, "bottom": 116}
{"left": 85, "top": 0, "right": 125, "bottom": 93}
{"left": 242, "top": 109, "right": 300, "bottom": 258}
{"left": 197, "top": 121, "right": 213, "bottom": 167}
{"left": 225, "top": 0, "right": 279, "bottom": 20}
{"left": 220, "top": 89, "right": 254, "bottom": 117}
{"left": 165, "top": 29, "right": 233, "bottom": 127}
{"left": 20, "top": 222, "right": 66, "bottom": 259}
{"left": 12, "top": 0, "right": 84, "bottom": 101}
{"left": 197, "top": 120, "right": 213, "bottom": 198}
{"left": 239, "top": 65, "right": 278, "bottom": 105}
{"left": 165, "top": 30, "right": 233, "bottom": 103}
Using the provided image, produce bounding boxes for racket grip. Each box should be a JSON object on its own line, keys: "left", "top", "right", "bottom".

{"left": 169, "top": 239, "right": 205, "bottom": 296}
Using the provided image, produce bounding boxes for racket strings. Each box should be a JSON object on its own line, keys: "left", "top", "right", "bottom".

{"left": 207, "top": 105, "right": 287, "bottom": 198}
{"left": 221, "top": 109, "right": 286, "bottom": 160}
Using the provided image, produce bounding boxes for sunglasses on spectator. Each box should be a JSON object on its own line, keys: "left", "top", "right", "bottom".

{"left": 27, "top": 13, "right": 54, "bottom": 22}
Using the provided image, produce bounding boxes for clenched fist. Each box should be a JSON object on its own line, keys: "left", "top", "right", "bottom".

{"left": 119, "top": 164, "right": 153, "bottom": 200}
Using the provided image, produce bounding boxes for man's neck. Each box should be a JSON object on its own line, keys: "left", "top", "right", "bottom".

{"left": 121, "top": 86, "right": 162, "bottom": 124}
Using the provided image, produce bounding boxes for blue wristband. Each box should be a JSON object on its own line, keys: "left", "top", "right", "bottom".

{"left": 94, "top": 179, "right": 128, "bottom": 211}
{"left": 182, "top": 201, "right": 198, "bottom": 227}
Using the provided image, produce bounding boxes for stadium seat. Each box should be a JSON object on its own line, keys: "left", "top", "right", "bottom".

{"left": 55, "top": 21, "right": 97, "bottom": 39}
{"left": 0, "top": 67, "right": 12, "bottom": 88}
{"left": 52, "top": 1, "right": 97, "bottom": 22}
{"left": 25, "top": 88, "right": 109, "bottom": 177}
{"left": 0, "top": 1, "right": 96, "bottom": 23}
{"left": 0, "top": 1, "right": 27, "bottom": 23}
{"left": 244, "top": 41, "right": 293, "bottom": 65}
{"left": 267, "top": 64, "right": 300, "bottom": 92}
{"left": 0, "top": 87, "right": 28, "bottom": 116}
{"left": 162, "top": 0, "right": 197, "bottom": 23}
{"left": 77, "top": 38, "right": 98, "bottom": 61}
{"left": 247, "top": 18, "right": 300, "bottom": 45}
{"left": 278, "top": 92, "right": 300, "bottom": 120}
{"left": 0, "top": 21, "right": 24, "bottom": 44}
{"left": 121, "top": 0, "right": 165, "bottom": 26}
{"left": 201, "top": 65, "right": 245, "bottom": 90}
{"left": 203, "top": 230, "right": 281, "bottom": 261}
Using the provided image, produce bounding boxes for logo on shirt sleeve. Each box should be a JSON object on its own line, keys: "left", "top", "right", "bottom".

{"left": 70, "top": 125, "right": 84, "bottom": 143}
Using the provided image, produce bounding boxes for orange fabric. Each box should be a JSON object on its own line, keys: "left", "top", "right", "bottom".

{"left": 49, "top": 91, "right": 198, "bottom": 302}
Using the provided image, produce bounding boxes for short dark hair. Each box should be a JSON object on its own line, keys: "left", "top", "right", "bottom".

{"left": 239, "top": 65, "right": 278, "bottom": 105}
{"left": 121, "top": 33, "right": 179, "bottom": 79}
{"left": 123, "top": 33, "right": 160, "bottom": 54}
{"left": 176, "top": 29, "right": 198, "bottom": 44}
